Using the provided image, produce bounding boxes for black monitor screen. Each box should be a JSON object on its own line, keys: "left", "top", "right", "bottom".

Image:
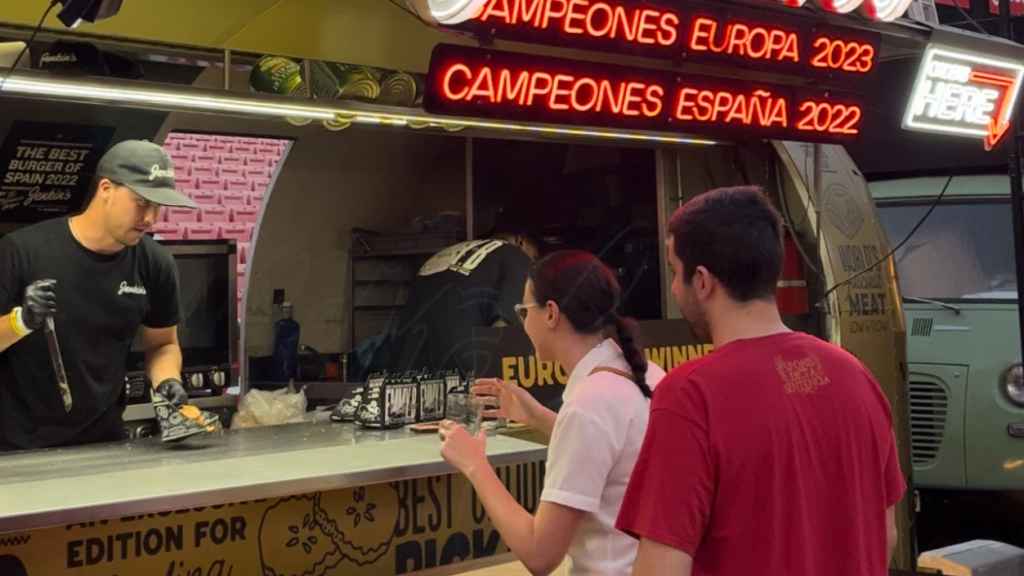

{"left": 127, "top": 242, "right": 234, "bottom": 371}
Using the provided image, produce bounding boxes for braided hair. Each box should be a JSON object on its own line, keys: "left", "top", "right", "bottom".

{"left": 529, "top": 250, "right": 652, "bottom": 398}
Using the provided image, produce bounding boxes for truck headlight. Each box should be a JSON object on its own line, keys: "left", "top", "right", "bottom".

{"left": 1003, "top": 364, "right": 1024, "bottom": 407}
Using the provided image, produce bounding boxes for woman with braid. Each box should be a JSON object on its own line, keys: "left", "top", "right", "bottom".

{"left": 439, "top": 250, "right": 664, "bottom": 576}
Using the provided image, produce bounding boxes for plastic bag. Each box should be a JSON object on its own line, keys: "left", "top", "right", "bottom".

{"left": 231, "top": 387, "right": 308, "bottom": 429}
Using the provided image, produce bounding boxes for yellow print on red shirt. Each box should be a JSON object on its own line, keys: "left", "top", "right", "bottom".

{"left": 775, "top": 354, "right": 830, "bottom": 395}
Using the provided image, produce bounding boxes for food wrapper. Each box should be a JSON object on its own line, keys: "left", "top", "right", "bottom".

{"left": 231, "top": 387, "right": 308, "bottom": 429}
{"left": 331, "top": 387, "right": 364, "bottom": 422}
{"left": 153, "top": 390, "right": 222, "bottom": 443}
{"left": 347, "top": 370, "right": 461, "bottom": 429}
{"left": 418, "top": 373, "right": 445, "bottom": 422}
{"left": 357, "top": 372, "right": 418, "bottom": 429}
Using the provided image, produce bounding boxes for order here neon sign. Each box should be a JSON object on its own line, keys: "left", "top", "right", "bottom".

{"left": 903, "top": 45, "right": 1024, "bottom": 150}
{"left": 457, "top": 0, "right": 880, "bottom": 82}
{"left": 424, "top": 44, "right": 866, "bottom": 142}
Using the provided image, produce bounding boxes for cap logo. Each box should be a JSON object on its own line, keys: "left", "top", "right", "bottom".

{"left": 40, "top": 52, "right": 77, "bottom": 64}
{"left": 149, "top": 164, "right": 174, "bottom": 181}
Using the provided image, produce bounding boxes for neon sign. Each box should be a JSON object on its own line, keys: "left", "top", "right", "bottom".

{"left": 422, "top": 0, "right": 489, "bottom": 24}
{"left": 475, "top": 0, "right": 680, "bottom": 45}
{"left": 776, "top": 0, "right": 914, "bottom": 20}
{"left": 472, "top": 0, "right": 911, "bottom": 24}
{"left": 460, "top": 0, "right": 880, "bottom": 82}
{"left": 903, "top": 45, "right": 1024, "bottom": 150}
{"left": 688, "top": 17, "right": 800, "bottom": 63}
{"left": 814, "top": 0, "right": 914, "bottom": 19}
{"left": 425, "top": 44, "right": 866, "bottom": 142}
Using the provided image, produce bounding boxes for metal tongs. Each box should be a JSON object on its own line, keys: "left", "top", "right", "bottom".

{"left": 43, "top": 316, "right": 72, "bottom": 413}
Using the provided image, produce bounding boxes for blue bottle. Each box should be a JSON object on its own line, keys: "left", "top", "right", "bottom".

{"left": 272, "top": 302, "right": 301, "bottom": 382}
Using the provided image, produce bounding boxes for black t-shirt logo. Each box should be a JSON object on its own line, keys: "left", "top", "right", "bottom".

{"left": 117, "top": 281, "right": 147, "bottom": 296}
{"left": 418, "top": 240, "right": 506, "bottom": 277}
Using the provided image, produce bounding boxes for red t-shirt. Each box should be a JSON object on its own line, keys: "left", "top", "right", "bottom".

{"left": 616, "top": 332, "right": 906, "bottom": 576}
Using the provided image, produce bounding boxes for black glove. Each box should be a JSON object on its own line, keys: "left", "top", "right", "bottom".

{"left": 21, "top": 279, "right": 57, "bottom": 331}
{"left": 155, "top": 378, "right": 189, "bottom": 408}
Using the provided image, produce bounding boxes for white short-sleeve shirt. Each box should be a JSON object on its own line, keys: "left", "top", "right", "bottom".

{"left": 541, "top": 339, "right": 665, "bottom": 576}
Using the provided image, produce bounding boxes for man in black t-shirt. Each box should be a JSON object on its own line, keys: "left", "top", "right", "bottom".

{"left": 379, "top": 233, "right": 539, "bottom": 375}
{"left": 0, "top": 140, "right": 197, "bottom": 450}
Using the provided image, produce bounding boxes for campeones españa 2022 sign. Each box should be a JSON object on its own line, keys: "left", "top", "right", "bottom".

{"left": 424, "top": 44, "right": 866, "bottom": 142}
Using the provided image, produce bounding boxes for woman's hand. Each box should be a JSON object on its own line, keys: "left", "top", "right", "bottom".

{"left": 471, "top": 378, "right": 540, "bottom": 425}
{"left": 439, "top": 420, "right": 488, "bottom": 477}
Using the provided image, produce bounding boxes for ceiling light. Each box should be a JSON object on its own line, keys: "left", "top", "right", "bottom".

{"left": 0, "top": 70, "right": 718, "bottom": 146}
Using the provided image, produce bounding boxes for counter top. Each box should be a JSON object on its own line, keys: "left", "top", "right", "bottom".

{"left": 0, "top": 421, "right": 547, "bottom": 534}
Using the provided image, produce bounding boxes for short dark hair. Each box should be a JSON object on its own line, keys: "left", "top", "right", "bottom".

{"left": 668, "top": 186, "right": 783, "bottom": 302}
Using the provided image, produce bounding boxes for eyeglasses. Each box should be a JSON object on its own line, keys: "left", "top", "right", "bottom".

{"left": 513, "top": 302, "right": 539, "bottom": 323}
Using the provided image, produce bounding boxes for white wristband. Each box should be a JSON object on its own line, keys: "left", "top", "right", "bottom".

{"left": 9, "top": 306, "right": 33, "bottom": 337}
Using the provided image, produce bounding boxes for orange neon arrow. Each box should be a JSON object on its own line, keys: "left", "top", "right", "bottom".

{"left": 985, "top": 117, "right": 1011, "bottom": 150}
{"left": 970, "top": 70, "right": 1017, "bottom": 151}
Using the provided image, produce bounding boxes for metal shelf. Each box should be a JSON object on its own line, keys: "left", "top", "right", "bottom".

{"left": 349, "top": 230, "right": 459, "bottom": 348}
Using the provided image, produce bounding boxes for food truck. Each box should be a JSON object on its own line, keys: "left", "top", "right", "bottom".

{"left": 0, "top": 0, "right": 1022, "bottom": 574}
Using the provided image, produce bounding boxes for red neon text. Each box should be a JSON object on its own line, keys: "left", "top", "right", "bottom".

{"left": 796, "top": 101, "right": 862, "bottom": 134}
{"left": 477, "top": 0, "right": 679, "bottom": 46}
{"left": 809, "top": 37, "right": 875, "bottom": 73}
{"left": 441, "top": 63, "right": 665, "bottom": 117}
{"left": 689, "top": 17, "right": 800, "bottom": 63}
{"left": 674, "top": 87, "right": 789, "bottom": 128}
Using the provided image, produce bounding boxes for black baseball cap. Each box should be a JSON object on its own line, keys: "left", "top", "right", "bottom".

{"left": 96, "top": 140, "right": 197, "bottom": 209}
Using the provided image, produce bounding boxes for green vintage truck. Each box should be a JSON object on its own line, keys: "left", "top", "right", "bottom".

{"left": 872, "top": 174, "right": 1021, "bottom": 492}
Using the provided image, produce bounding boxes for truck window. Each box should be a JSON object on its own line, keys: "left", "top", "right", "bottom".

{"left": 877, "top": 200, "right": 1016, "bottom": 301}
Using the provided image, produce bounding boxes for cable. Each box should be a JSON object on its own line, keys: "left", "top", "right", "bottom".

{"left": 0, "top": 0, "right": 60, "bottom": 95}
{"left": 775, "top": 161, "right": 825, "bottom": 281}
{"left": 950, "top": 1, "right": 990, "bottom": 35}
{"left": 818, "top": 175, "right": 954, "bottom": 304}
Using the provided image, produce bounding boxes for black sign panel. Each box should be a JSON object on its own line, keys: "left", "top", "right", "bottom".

{"left": 424, "top": 44, "right": 867, "bottom": 143}
{"left": 0, "top": 121, "right": 115, "bottom": 223}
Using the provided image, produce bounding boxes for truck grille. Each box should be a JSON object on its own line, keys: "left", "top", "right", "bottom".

{"left": 908, "top": 380, "right": 948, "bottom": 466}
{"left": 911, "top": 318, "right": 933, "bottom": 337}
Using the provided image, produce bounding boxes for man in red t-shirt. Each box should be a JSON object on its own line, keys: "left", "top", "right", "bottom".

{"left": 616, "top": 186, "right": 906, "bottom": 576}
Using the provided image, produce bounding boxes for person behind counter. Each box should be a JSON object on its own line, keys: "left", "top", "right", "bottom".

{"left": 371, "top": 230, "right": 541, "bottom": 375}
{"left": 616, "top": 186, "right": 906, "bottom": 576}
{"left": 439, "top": 250, "right": 665, "bottom": 576}
{"left": 0, "top": 140, "right": 196, "bottom": 451}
